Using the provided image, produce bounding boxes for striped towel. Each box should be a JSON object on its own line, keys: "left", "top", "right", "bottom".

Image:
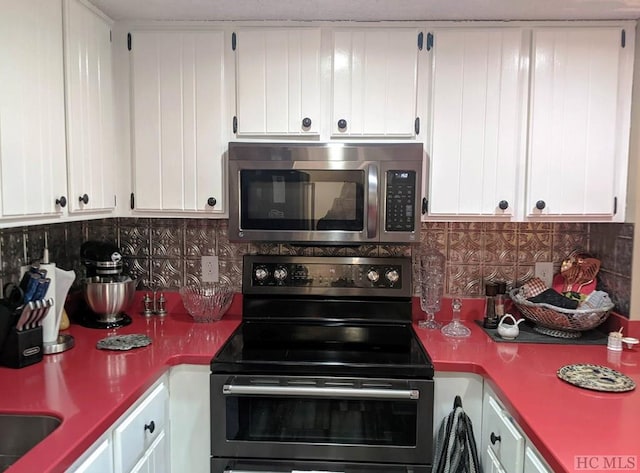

{"left": 433, "top": 398, "right": 482, "bottom": 473}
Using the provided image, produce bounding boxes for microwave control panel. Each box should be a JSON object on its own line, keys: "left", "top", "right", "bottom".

{"left": 385, "top": 170, "right": 416, "bottom": 232}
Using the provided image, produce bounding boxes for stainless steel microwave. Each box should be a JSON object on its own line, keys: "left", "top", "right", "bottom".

{"left": 228, "top": 142, "right": 424, "bottom": 244}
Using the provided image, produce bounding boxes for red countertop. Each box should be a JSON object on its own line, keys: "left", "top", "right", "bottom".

{"left": 1, "top": 293, "right": 639, "bottom": 473}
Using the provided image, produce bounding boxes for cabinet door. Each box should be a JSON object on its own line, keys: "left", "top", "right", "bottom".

{"left": 64, "top": 0, "right": 116, "bottom": 213}
{"left": 130, "top": 30, "right": 229, "bottom": 214}
{"left": 0, "top": 0, "right": 68, "bottom": 218}
{"left": 332, "top": 28, "right": 420, "bottom": 137}
{"left": 481, "top": 393, "right": 524, "bottom": 473}
{"left": 524, "top": 445, "right": 552, "bottom": 473}
{"left": 485, "top": 445, "right": 508, "bottom": 473}
{"left": 68, "top": 436, "right": 114, "bottom": 473}
{"left": 427, "top": 28, "right": 527, "bottom": 217}
{"left": 113, "top": 382, "right": 168, "bottom": 473}
{"left": 527, "top": 26, "right": 633, "bottom": 219}
{"left": 130, "top": 432, "right": 168, "bottom": 473}
{"left": 235, "top": 28, "right": 321, "bottom": 136}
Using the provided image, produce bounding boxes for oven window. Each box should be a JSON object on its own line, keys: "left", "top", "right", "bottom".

{"left": 240, "top": 170, "right": 365, "bottom": 231}
{"left": 225, "top": 396, "right": 417, "bottom": 446}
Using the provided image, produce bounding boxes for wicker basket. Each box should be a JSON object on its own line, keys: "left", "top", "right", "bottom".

{"left": 509, "top": 288, "right": 613, "bottom": 338}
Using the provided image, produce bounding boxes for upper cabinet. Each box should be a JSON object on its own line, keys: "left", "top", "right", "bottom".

{"left": 427, "top": 28, "right": 528, "bottom": 218}
{"left": 424, "top": 23, "right": 634, "bottom": 222}
{"left": 0, "top": 0, "right": 68, "bottom": 220}
{"left": 129, "top": 29, "right": 231, "bottom": 215}
{"left": 331, "top": 28, "right": 422, "bottom": 137}
{"left": 527, "top": 26, "right": 633, "bottom": 220}
{"left": 63, "top": 0, "right": 116, "bottom": 214}
{"left": 234, "top": 28, "right": 322, "bottom": 136}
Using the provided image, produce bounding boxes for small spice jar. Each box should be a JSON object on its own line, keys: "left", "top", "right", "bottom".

{"left": 607, "top": 331, "right": 623, "bottom": 351}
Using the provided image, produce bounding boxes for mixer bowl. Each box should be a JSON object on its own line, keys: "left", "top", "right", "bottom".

{"left": 83, "top": 276, "right": 136, "bottom": 322}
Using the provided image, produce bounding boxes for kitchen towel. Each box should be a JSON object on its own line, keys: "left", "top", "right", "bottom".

{"left": 434, "top": 395, "right": 481, "bottom": 473}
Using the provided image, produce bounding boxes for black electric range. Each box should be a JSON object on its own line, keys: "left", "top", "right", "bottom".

{"left": 211, "top": 255, "right": 434, "bottom": 379}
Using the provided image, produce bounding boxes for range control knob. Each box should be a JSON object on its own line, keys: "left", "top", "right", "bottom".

{"left": 254, "top": 267, "right": 269, "bottom": 282}
{"left": 274, "top": 266, "right": 288, "bottom": 281}
{"left": 385, "top": 269, "right": 400, "bottom": 284}
{"left": 367, "top": 269, "right": 380, "bottom": 283}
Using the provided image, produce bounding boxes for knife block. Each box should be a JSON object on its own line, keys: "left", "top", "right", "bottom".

{"left": 0, "top": 306, "right": 43, "bottom": 369}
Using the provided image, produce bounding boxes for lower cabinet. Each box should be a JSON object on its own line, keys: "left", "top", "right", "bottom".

{"left": 67, "top": 375, "right": 170, "bottom": 473}
{"left": 481, "top": 385, "right": 551, "bottom": 473}
{"left": 168, "top": 364, "right": 210, "bottom": 473}
{"left": 68, "top": 434, "right": 113, "bottom": 473}
{"left": 435, "top": 374, "right": 551, "bottom": 473}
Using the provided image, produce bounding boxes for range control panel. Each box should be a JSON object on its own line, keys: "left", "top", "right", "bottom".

{"left": 243, "top": 256, "right": 412, "bottom": 297}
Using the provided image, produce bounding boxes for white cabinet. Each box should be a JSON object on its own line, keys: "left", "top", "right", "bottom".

{"left": 0, "top": 0, "right": 68, "bottom": 220}
{"left": 427, "top": 28, "right": 527, "bottom": 218}
{"left": 481, "top": 391, "right": 525, "bottom": 473}
{"left": 524, "top": 445, "right": 552, "bottom": 473}
{"left": 114, "top": 381, "right": 169, "bottom": 473}
{"left": 129, "top": 29, "right": 231, "bottom": 215}
{"left": 234, "top": 28, "right": 322, "bottom": 136}
{"left": 332, "top": 28, "right": 421, "bottom": 137}
{"left": 527, "top": 26, "right": 634, "bottom": 220}
{"left": 67, "top": 375, "right": 170, "bottom": 473}
{"left": 63, "top": 0, "right": 116, "bottom": 214}
{"left": 169, "top": 364, "right": 210, "bottom": 473}
{"left": 67, "top": 435, "right": 113, "bottom": 473}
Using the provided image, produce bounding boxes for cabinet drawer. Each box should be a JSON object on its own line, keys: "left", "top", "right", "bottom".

{"left": 113, "top": 382, "right": 168, "bottom": 473}
{"left": 484, "top": 395, "right": 524, "bottom": 472}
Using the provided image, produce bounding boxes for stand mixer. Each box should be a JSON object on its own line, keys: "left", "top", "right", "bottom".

{"left": 79, "top": 241, "right": 136, "bottom": 329}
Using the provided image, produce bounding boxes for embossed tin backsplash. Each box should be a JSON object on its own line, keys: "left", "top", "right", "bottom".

{"left": 0, "top": 218, "right": 633, "bottom": 316}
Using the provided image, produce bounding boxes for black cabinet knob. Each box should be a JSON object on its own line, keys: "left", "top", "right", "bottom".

{"left": 207, "top": 197, "right": 217, "bottom": 207}
{"left": 490, "top": 432, "right": 501, "bottom": 445}
{"left": 498, "top": 200, "right": 509, "bottom": 210}
{"left": 79, "top": 194, "right": 89, "bottom": 205}
{"left": 337, "top": 119, "right": 347, "bottom": 130}
{"left": 55, "top": 196, "right": 67, "bottom": 208}
{"left": 302, "top": 117, "right": 312, "bottom": 128}
{"left": 144, "top": 420, "right": 155, "bottom": 434}
{"left": 535, "top": 200, "right": 546, "bottom": 210}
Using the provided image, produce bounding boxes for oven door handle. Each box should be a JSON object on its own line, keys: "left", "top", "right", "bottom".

{"left": 225, "top": 471, "right": 344, "bottom": 473}
{"left": 222, "top": 384, "right": 419, "bottom": 400}
{"left": 224, "top": 471, "right": 344, "bottom": 473}
{"left": 367, "top": 164, "right": 378, "bottom": 239}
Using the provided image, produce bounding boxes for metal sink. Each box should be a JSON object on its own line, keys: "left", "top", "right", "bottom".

{"left": 0, "top": 414, "right": 61, "bottom": 472}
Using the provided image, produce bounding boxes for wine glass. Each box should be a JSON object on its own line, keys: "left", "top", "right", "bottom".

{"left": 441, "top": 297, "right": 471, "bottom": 338}
{"left": 418, "top": 248, "right": 445, "bottom": 329}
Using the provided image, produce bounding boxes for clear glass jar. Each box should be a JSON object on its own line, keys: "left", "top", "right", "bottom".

{"left": 418, "top": 245, "right": 445, "bottom": 329}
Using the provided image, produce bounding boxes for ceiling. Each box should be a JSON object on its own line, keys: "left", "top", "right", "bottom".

{"left": 89, "top": 0, "right": 640, "bottom": 22}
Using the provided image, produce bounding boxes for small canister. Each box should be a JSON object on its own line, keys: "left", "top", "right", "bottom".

{"left": 607, "top": 331, "right": 623, "bottom": 351}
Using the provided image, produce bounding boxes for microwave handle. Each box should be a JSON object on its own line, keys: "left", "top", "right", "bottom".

{"left": 367, "top": 164, "right": 378, "bottom": 239}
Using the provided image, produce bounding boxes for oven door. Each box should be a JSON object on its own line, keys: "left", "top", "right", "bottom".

{"left": 211, "top": 375, "right": 434, "bottom": 466}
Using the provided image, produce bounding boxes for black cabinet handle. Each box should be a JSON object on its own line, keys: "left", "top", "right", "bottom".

{"left": 535, "top": 200, "right": 546, "bottom": 210}
{"left": 498, "top": 200, "right": 509, "bottom": 210}
{"left": 55, "top": 196, "right": 67, "bottom": 208}
{"left": 422, "top": 197, "right": 428, "bottom": 215}
{"left": 490, "top": 432, "right": 501, "bottom": 445}
{"left": 337, "top": 119, "right": 347, "bottom": 130}
{"left": 144, "top": 420, "right": 155, "bottom": 434}
{"left": 79, "top": 194, "right": 89, "bottom": 205}
{"left": 302, "top": 117, "right": 312, "bottom": 128}
{"left": 207, "top": 197, "right": 217, "bottom": 207}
